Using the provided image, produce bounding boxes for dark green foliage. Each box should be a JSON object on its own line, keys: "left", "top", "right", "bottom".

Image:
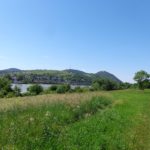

{"left": 6, "top": 92, "right": 15, "bottom": 98}
{"left": 50, "top": 85, "right": 58, "bottom": 91}
{"left": 44, "top": 85, "right": 58, "bottom": 94}
{"left": 63, "top": 84, "right": 71, "bottom": 92}
{"left": 95, "top": 71, "right": 122, "bottom": 83}
{"left": 92, "top": 79, "right": 118, "bottom": 91}
{"left": 74, "top": 87, "right": 84, "bottom": 93}
{"left": 0, "top": 77, "right": 12, "bottom": 92}
{"left": 56, "top": 84, "right": 71, "bottom": 94}
{"left": 0, "top": 68, "right": 122, "bottom": 85}
{"left": 119, "top": 82, "right": 132, "bottom": 89}
{"left": 143, "top": 79, "right": 150, "bottom": 88}
{"left": 56, "top": 86, "right": 66, "bottom": 94}
{"left": 27, "top": 84, "right": 43, "bottom": 95}
{"left": 134, "top": 70, "right": 150, "bottom": 90}
{"left": 0, "top": 77, "right": 12, "bottom": 98}
{"left": 13, "top": 86, "right": 21, "bottom": 97}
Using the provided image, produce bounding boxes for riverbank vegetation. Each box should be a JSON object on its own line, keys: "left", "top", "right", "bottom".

{"left": 0, "top": 70, "right": 150, "bottom": 98}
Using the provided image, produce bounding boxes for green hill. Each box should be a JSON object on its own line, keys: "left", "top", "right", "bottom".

{"left": 0, "top": 68, "right": 122, "bottom": 84}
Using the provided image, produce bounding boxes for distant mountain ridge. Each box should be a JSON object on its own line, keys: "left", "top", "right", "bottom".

{"left": 95, "top": 71, "right": 121, "bottom": 83}
{"left": 0, "top": 68, "right": 22, "bottom": 74}
{"left": 0, "top": 68, "right": 122, "bottom": 84}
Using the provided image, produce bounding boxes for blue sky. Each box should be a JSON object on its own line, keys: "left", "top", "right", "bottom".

{"left": 0, "top": 0, "right": 150, "bottom": 82}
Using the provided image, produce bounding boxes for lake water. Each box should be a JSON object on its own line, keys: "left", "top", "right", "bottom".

{"left": 12, "top": 84, "right": 88, "bottom": 93}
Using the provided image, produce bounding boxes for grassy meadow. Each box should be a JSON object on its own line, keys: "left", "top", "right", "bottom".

{"left": 0, "top": 90, "right": 150, "bottom": 150}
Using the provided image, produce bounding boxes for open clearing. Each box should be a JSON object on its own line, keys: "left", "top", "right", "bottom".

{"left": 0, "top": 90, "right": 150, "bottom": 150}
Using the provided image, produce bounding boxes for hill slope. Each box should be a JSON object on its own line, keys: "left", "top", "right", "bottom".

{"left": 0, "top": 68, "right": 122, "bottom": 84}
{"left": 95, "top": 71, "right": 122, "bottom": 83}
{"left": 0, "top": 68, "right": 21, "bottom": 74}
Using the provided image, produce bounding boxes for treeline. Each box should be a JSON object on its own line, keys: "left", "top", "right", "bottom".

{"left": 0, "top": 77, "right": 21, "bottom": 98}
{"left": 0, "top": 77, "right": 130, "bottom": 98}
{"left": 134, "top": 70, "right": 150, "bottom": 90}
{"left": 4, "top": 72, "right": 92, "bottom": 85}
{"left": 2, "top": 69, "right": 121, "bottom": 85}
{"left": 0, "top": 70, "right": 149, "bottom": 98}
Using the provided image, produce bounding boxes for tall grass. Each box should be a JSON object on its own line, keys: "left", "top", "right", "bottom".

{"left": 0, "top": 90, "right": 150, "bottom": 149}
{"left": 0, "top": 91, "right": 111, "bottom": 112}
{"left": 57, "top": 90, "right": 150, "bottom": 150}
{"left": 0, "top": 96, "right": 112, "bottom": 149}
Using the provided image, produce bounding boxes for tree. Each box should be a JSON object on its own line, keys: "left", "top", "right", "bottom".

{"left": 92, "top": 79, "right": 118, "bottom": 91}
{"left": 0, "top": 77, "right": 12, "bottom": 97}
{"left": 13, "top": 86, "right": 21, "bottom": 96}
{"left": 119, "top": 82, "right": 132, "bottom": 89}
{"left": 134, "top": 70, "right": 150, "bottom": 90}
{"left": 27, "top": 84, "right": 43, "bottom": 95}
{"left": 56, "top": 84, "right": 71, "bottom": 94}
{"left": 56, "top": 85, "right": 66, "bottom": 94}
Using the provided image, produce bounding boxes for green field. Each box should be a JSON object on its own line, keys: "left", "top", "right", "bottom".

{"left": 0, "top": 90, "right": 150, "bottom": 150}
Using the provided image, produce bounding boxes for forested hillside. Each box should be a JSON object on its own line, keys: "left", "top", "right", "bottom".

{"left": 0, "top": 68, "right": 122, "bottom": 85}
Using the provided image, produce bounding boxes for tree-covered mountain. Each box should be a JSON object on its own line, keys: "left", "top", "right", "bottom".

{"left": 95, "top": 71, "right": 121, "bottom": 83}
{"left": 0, "top": 68, "right": 21, "bottom": 74}
{"left": 0, "top": 68, "right": 122, "bottom": 85}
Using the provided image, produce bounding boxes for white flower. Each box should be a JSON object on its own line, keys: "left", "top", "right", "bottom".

{"left": 29, "top": 117, "right": 34, "bottom": 122}
{"left": 45, "top": 111, "right": 51, "bottom": 117}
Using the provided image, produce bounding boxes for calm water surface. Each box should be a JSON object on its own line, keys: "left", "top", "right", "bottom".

{"left": 12, "top": 84, "right": 88, "bottom": 93}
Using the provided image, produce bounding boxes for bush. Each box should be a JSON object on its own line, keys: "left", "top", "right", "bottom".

{"left": 0, "top": 90, "right": 5, "bottom": 98}
{"left": 0, "top": 77, "right": 12, "bottom": 98}
{"left": 92, "top": 79, "right": 119, "bottom": 91}
{"left": 13, "top": 86, "right": 21, "bottom": 96}
{"left": 6, "top": 92, "right": 15, "bottom": 98}
{"left": 27, "top": 84, "right": 43, "bottom": 95}
{"left": 0, "top": 77, "right": 12, "bottom": 92}
{"left": 50, "top": 85, "right": 58, "bottom": 91}
{"left": 74, "top": 87, "right": 84, "bottom": 93}
{"left": 56, "top": 84, "right": 71, "bottom": 94}
{"left": 44, "top": 85, "right": 58, "bottom": 94}
{"left": 56, "top": 85, "right": 66, "bottom": 94}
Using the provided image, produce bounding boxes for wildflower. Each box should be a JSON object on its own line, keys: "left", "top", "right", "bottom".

{"left": 29, "top": 117, "right": 34, "bottom": 122}
{"left": 45, "top": 111, "right": 51, "bottom": 117}
{"left": 10, "top": 122, "right": 15, "bottom": 126}
{"left": 76, "top": 105, "right": 80, "bottom": 108}
{"left": 84, "top": 113, "right": 91, "bottom": 118}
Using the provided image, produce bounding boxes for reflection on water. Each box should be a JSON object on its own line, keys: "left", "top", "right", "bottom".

{"left": 11, "top": 84, "right": 52, "bottom": 93}
{"left": 11, "top": 84, "right": 88, "bottom": 93}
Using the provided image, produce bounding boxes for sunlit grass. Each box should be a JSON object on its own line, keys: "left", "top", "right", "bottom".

{"left": 0, "top": 90, "right": 150, "bottom": 149}
{"left": 0, "top": 91, "right": 111, "bottom": 112}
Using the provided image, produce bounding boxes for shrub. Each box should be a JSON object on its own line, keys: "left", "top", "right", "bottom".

{"left": 0, "top": 77, "right": 12, "bottom": 92}
{"left": 56, "top": 84, "right": 71, "bottom": 94}
{"left": 44, "top": 85, "right": 58, "bottom": 94}
{"left": 0, "top": 77, "right": 12, "bottom": 98}
{"left": 13, "top": 86, "right": 21, "bottom": 96}
{"left": 6, "top": 92, "right": 15, "bottom": 98}
{"left": 50, "top": 85, "right": 58, "bottom": 91}
{"left": 74, "top": 87, "right": 84, "bottom": 93}
{"left": 0, "top": 90, "right": 5, "bottom": 98}
{"left": 56, "top": 85, "right": 66, "bottom": 94}
{"left": 134, "top": 70, "right": 150, "bottom": 90}
{"left": 27, "top": 84, "right": 43, "bottom": 95}
{"left": 92, "top": 79, "right": 118, "bottom": 91}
